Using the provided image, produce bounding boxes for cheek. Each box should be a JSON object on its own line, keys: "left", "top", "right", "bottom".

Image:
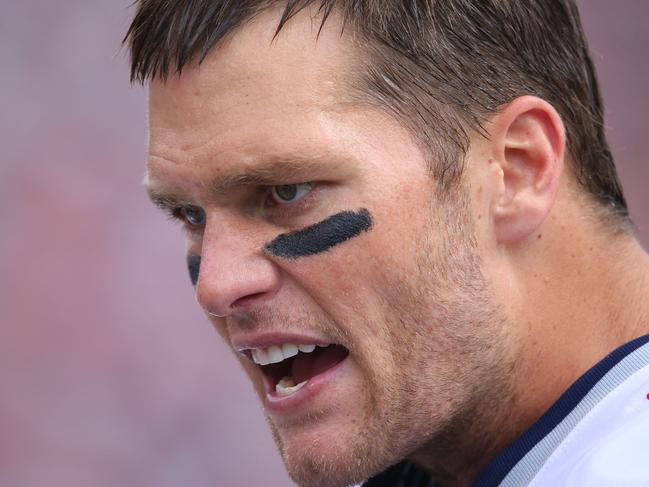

{"left": 277, "top": 242, "right": 374, "bottom": 307}
{"left": 275, "top": 209, "right": 412, "bottom": 305}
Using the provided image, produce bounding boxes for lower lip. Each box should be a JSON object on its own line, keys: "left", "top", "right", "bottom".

{"left": 264, "top": 354, "right": 351, "bottom": 416}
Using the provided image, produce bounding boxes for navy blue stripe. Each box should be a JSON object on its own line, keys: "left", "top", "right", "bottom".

{"left": 472, "top": 334, "right": 649, "bottom": 487}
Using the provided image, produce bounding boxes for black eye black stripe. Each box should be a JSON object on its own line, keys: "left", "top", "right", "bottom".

{"left": 187, "top": 255, "right": 201, "bottom": 286}
{"left": 264, "top": 208, "right": 373, "bottom": 259}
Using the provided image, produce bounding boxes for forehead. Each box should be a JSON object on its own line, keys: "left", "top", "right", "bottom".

{"left": 147, "top": 6, "right": 360, "bottom": 177}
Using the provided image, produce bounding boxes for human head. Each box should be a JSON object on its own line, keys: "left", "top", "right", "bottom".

{"left": 126, "top": 0, "right": 627, "bottom": 222}
{"left": 126, "top": 2, "right": 630, "bottom": 486}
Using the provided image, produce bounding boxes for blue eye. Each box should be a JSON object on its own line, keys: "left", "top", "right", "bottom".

{"left": 270, "top": 183, "right": 313, "bottom": 204}
{"left": 179, "top": 206, "right": 206, "bottom": 226}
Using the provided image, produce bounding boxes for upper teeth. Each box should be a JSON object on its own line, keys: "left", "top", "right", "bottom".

{"left": 249, "top": 343, "right": 328, "bottom": 366}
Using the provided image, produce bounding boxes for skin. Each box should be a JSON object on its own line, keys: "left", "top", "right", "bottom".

{"left": 145, "top": 6, "right": 649, "bottom": 487}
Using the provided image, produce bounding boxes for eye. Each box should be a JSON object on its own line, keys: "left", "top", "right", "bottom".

{"left": 269, "top": 183, "right": 313, "bottom": 205}
{"left": 178, "top": 206, "right": 206, "bottom": 226}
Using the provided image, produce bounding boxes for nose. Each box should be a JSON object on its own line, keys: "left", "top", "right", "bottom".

{"left": 195, "top": 219, "right": 281, "bottom": 318}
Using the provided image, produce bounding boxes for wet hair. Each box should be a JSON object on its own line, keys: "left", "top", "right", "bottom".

{"left": 124, "top": 0, "right": 629, "bottom": 222}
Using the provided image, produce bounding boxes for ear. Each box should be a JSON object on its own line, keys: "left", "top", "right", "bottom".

{"left": 489, "top": 96, "right": 566, "bottom": 244}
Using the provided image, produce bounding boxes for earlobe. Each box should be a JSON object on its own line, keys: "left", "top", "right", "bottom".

{"left": 490, "top": 96, "right": 566, "bottom": 244}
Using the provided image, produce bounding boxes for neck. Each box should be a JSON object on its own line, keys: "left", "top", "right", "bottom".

{"left": 511, "top": 213, "right": 649, "bottom": 425}
{"left": 411, "top": 204, "right": 649, "bottom": 487}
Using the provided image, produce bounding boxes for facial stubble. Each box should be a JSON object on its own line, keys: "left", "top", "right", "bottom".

{"left": 267, "top": 195, "right": 517, "bottom": 487}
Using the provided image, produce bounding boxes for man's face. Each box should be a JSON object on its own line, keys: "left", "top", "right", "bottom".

{"left": 146, "top": 8, "right": 514, "bottom": 487}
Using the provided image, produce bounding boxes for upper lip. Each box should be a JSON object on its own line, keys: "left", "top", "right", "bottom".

{"left": 231, "top": 331, "right": 337, "bottom": 352}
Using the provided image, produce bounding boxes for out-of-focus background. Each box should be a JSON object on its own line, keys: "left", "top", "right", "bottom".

{"left": 1, "top": 1, "right": 647, "bottom": 486}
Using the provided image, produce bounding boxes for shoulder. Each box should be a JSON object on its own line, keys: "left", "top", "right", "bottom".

{"left": 561, "top": 409, "right": 649, "bottom": 486}
{"left": 531, "top": 364, "right": 649, "bottom": 486}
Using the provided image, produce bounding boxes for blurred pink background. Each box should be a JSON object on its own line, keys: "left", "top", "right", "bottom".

{"left": 1, "top": 1, "right": 647, "bottom": 486}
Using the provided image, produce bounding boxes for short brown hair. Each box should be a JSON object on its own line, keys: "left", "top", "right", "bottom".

{"left": 125, "top": 0, "right": 628, "bottom": 219}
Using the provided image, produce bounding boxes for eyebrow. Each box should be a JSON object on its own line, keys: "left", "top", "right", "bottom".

{"left": 207, "top": 158, "right": 326, "bottom": 193}
{"left": 145, "top": 156, "right": 349, "bottom": 210}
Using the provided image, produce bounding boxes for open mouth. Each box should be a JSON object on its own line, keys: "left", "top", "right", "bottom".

{"left": 247, "top": 343, "right": 350, "bottom": 396}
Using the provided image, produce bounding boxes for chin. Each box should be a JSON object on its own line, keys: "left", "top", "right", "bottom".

{"left": 282, "top": 447, "right": 368, "bottom": 487}
{"left": 270, "top": 414, "right": 396, "bottom": 487}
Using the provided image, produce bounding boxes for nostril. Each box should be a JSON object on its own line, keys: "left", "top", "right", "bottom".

{"left": 231, "top": 291, "right": 269, "bottom": 310}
